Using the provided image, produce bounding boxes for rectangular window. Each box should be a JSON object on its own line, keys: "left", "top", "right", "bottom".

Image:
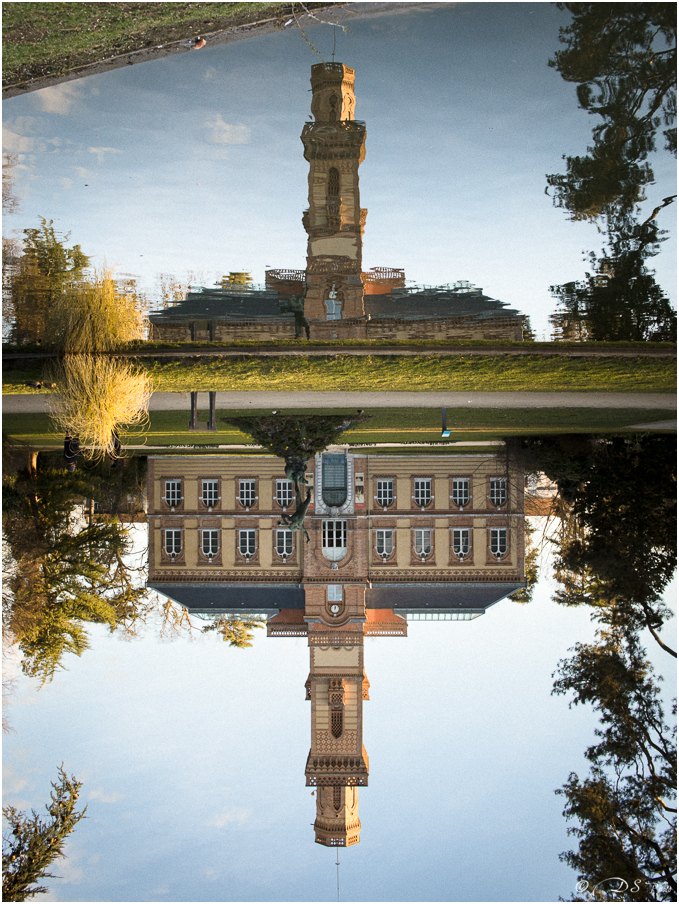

{"left": 452, "top": 478, "right": 470, "bottom": 508}
{"left": 414, "top": 479, "right": 432, "bottom": 507}
{"left": 376, "top": 529, "right": 394, "bottom": 557}
{"left": 452, "top": 528, "right": 470, "bottom": 558}
{"left": 490, "top": 478, "right": 507, "bottom": 507}
{"left": 327, "top": 585, "right": 343, "bottom": 602}
{"left": 164, "top": 529, "right": 182, "bottom": 557}
{"left": 490, "top": 528, "right": 508, "bottom": 556}
{"left": 201, "top": 480, "right": 219, "bottom": 508}
{"left": 414, "top": 529, "right": 432, "bottom": 557}
{"left": 276, "top": 479, "right": 294, "bottom": 509}
{"left": 239, "top": 529, "right": 257, "bottom": 557}
{"left": 276, "top": 528, "right": 293, "bottom": 558}
{"left": 164, "top": 480, "right": 181, "bottom": 508}
{"left": 322, "top": 520, "right": 347, "bottom": 548}
{"left": 239, "top": 479, "right": 256, "bottom": 508}
{"left": 201, "top": 529, "right": 219, "bottom": 559}
{"left": 376, "top": 479, "right": 394, "bottom": 507}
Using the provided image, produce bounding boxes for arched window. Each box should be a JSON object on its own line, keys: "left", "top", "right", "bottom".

{"left": 328, "top": 167, "right": 340, "bottom": 197}
{"left": 331, "top": 710, "right": 344, "bottom": 739}
{"left": 322, "top": 520, "right": 347, "bottom": 561}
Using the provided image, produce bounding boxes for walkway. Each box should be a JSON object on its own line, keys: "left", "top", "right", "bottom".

{"left": 4, "top": 391, "right": 676, "bottom": 414}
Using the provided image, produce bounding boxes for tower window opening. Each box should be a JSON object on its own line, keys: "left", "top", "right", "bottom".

{"left": 331, "top": 710, "right": 344, "bottom": 739}
{"left": 328, "top": 167, "right": 340, "bottom": 197}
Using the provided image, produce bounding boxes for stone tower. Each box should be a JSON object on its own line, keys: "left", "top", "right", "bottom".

{"left": 301, "top": 63, "right": 368, "bottom": 339}
{"left": 304, "top": 612, "right": 369, "bottom": 847}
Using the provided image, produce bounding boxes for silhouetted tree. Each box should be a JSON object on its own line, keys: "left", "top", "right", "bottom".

{"left": 2, "top": 767, "right": 86, "bottom": 902}
{"left": 547, "top": 2, "right": 676, "bottom": 222}
{"left": 554, "top": 629, "right": 676, "bottom": 901}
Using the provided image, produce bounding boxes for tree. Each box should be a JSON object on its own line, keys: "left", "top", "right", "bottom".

{"left": 550, "top": 201, "right": 677, "bottom": 342}
{"left": 7, "top": 219, "right": 89, "bottom": 346}
{"left": 45, "top": 268, "right": 146, "bottom": 354}
{"left": 509, "top": 523, "right": 539, "bottom": 604}
{"left": 3, "top": 456, "right": 151, "bottom": 683}
{"left": 48, "top": 356, "right": 151, "bottom": 460}
{"left": 2, "top": 766, "right": 86, "bottom": 902}
{"left": 504, "top": 435, "right": 676, "bottom": 656}
{"left": 547, "top": 3, "right": 676, "bottom": 222}
{"left": 201, "top": 616, "right": 265, "bottom": 648}
{"left": 553, "top": 629, "right": 676, "bottom": 901}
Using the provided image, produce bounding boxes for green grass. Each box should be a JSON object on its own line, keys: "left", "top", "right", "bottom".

{"left": 3, "top": 408, "right": 673, "bottom": 450}
{"left": 2, "top": 2, "right": 321, "bottom": 86}
{"left": 4, "top": 354, "right": 676, "bottom": 394}
{"left": 5, "top": 339, "right": 676, "bottom": 353}
{"left": 141, "top": 355, "right": 677, "bottom": 393}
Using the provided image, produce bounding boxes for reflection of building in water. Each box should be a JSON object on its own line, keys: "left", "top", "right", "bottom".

{"left": 147, "top": 451, "right": 525, "bottom": 846}
{"left": 149, "top": 62, "right": 524, "bottom": 343}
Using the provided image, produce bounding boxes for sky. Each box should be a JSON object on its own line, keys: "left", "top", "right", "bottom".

{"left": 3, "top": 2, "right": 676, "bottom": 338}
{"left": 3, "top": 528, "right": 676, "bottom": 903}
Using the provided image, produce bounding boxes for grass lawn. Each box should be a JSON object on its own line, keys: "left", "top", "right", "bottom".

{"left": 2, "top": 2, "right": 323, "bottom": 86}
{"left": 3, "top": 408, "right": 672, "bottom": 450}
{"left": 3, "top": 354, "right": 676, "bottom": 394}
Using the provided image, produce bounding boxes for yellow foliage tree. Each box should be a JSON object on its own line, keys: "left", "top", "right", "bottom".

{"left": 48, "top": 356, "right": 151, "bottom": 460}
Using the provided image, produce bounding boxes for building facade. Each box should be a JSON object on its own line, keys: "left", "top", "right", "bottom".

{"left": 147, "top": 451, "right": 525, "bottom": 846}
{"left": 149, "top": 63, "right": 525, "bottom": 343}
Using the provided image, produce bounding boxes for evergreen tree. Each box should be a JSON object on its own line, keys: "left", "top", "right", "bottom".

{"left": 2, "top": 767, "right": 86, "bottom": 902}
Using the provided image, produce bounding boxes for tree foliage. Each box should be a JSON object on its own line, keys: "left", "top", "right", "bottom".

{"left": 7, "top": 220, "right": 89, "bottom": 346}
{"left": 48, "top": 356, "right": 151, "bottom": 460}
{"left": 201, "top": 616, "right": 265, "bottom": 648}
{"left": 45, "top": 269, "right": 146, "bottom": 354}
{"left": 2, "top": 766, "right": 86, "bottom": 902}
{"left": 505, "top": 434, "right": 676, "bottom": 655}
{"left": 3, "top": 453, "right": 151, "bottom": 683}
{"left": 554, "top": 629, "right": 676, "bottom": 901}
{"left": 547, "top": 2, "right": 676, "bottom": 222}
{"left": 547, "top": 4, "right": 677, "bottom": 342}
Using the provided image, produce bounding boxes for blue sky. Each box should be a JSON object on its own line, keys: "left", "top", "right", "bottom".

{"left": 3, "top": 2, "right": 676, "bottom": 337}
{"left": 3, "top": 530, "right": 676, "bottom": 903}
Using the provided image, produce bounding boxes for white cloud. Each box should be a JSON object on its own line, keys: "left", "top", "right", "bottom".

{"left": 88, "top": 788, "right": 124, "bottom": 804}
{"left": 33, "top": 82, "right": 83, "bottom": 114}
{"left": 205, "top": 114, "right": 250, "bottom": 145}
{"left": 203, "top": 66, "right": 218, "bottom": 80}
{"left": 88, "top": 146, "right": 123, "bottom": 165}
{"left": 75, "top": 167, "right": 92, "bottom": 179}
{"left": 60, "top": 177, "right": 73, "bottom": 189}
{"left": 2, "top": 128, "right": 35, "bottom": 153}
{"left": 206, "top": 806, "right": 250, "bottom": 828}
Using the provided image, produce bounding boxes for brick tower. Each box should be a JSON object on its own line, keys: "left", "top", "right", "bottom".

{"left": 301, "top": 63, "right": 368, "bottom": 339}
{"left": 304, "top": 585, "right": 370, "bottom": 847}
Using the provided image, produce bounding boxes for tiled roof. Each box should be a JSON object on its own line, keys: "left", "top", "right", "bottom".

{"left": 365, "top": 288, "right": 522, "bottom": 321}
